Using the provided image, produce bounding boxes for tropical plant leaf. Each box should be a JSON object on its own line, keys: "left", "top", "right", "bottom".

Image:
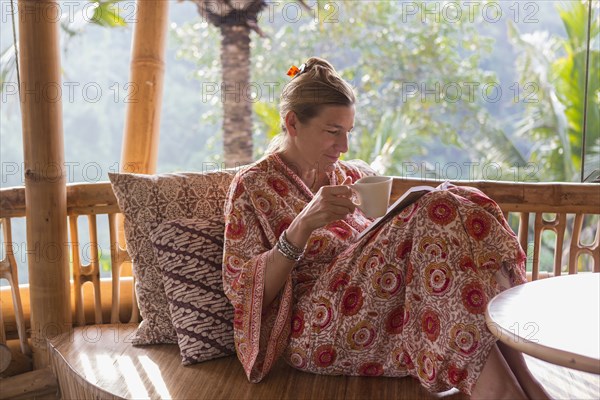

{"left": 0, "top": 44, "right": 17, "bottom": 94}
{"left": 61, "top": 0, "right": 127, "bottom": 39}
{"left": 253, "top": 100, "right": 280, "bottom": 140}
{"left": 91, "top": 0, "right": 128, "bottom": 27}
{"left": 1, "top": 1, "right": 128, "bottom": 93}
{"left": 505, "top": 2, "right": 599, "bottom": 182}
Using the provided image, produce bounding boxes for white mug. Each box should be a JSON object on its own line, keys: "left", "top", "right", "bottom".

{"left": 350, "top": 176, "right": 392, "bottom": 218}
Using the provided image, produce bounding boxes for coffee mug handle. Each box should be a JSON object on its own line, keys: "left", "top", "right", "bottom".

{"left": 349, "top": 185, "right": 362, "bottom": 206}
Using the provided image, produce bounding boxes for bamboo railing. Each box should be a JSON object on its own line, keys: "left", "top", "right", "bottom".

{"left": 394, "top": 180, "right": 600, "bottom": 281}
{"left": 1, "top": 182, "right": 135, "bottom": 365}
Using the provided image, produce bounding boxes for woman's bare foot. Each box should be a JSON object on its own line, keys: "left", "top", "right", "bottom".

{"left": 471, "top": 344, "right": 527, "bottom": 399}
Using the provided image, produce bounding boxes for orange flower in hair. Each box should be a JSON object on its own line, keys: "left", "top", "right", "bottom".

{"left": 287, "top": 65, "right": 300, "bottom": 77}
{"left": 286, "top": 63, "right": 306, "bottom": 78}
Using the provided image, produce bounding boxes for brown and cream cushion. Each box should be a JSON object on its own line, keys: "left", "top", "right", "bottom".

{"left": 108, "top": 171, "right": 235, "bottom": 345}
{"left": 150, "top": 218, "right": 235, "bottom": 364}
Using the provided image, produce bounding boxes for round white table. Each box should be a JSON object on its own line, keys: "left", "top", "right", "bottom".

{"left": 486, "top": 273, "right": 600, "bottom": 374}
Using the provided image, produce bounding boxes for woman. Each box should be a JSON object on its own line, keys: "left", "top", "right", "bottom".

{"left": 222, "top": 57, "right": 548, "bottom": 399}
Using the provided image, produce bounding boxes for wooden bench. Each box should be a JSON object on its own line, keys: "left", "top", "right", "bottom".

{"left": 48, "top": 324, "right": 467, "bottom": 399}
{"left": 1, "top": 178, "right": 598, "bottom": 399}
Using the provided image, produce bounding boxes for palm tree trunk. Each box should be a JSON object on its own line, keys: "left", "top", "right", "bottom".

{"left": 221, "top": 25, "right": 252, "bottom": 168}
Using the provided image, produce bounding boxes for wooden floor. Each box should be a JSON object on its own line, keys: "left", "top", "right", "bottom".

{"left": 46, "top": 324, "right": 600, "bottom": 400}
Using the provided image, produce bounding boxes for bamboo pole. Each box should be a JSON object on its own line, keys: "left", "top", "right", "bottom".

{"left": 17, "top": 0, "right": 71, "bottom": 368}
{"left": 115, "top": 0, "right": 169, "bottom": 313}
{"left": 119, "top": 0, "right": 170, "bottom": 174}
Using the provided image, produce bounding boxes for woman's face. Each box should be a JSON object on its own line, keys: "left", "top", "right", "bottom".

{"left": 286, "top": 104, "right": 355, "bottom": 172}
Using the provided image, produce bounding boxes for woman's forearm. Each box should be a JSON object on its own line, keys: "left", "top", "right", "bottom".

{"left": 262, "top": 219, "right": 312, "bottom": 310}
{"left": 262, "top": 247, "right": 297, "bottom": 310}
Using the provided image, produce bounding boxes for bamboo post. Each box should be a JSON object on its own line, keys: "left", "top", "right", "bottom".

{"left": 116, "top": 0, "right": 169, "bottom": 320}
{"left": 18, "top": 0, "right": 71, "bottom": 368}
{"left": 120, "top": 0, "right": 170, "bottom": 174}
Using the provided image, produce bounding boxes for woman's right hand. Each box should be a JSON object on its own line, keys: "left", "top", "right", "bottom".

{"left": 285, "top": 177, "right": 356, "bottom": 248}
{"left": 261, "top": 177, "right": 356, "bottom": 310}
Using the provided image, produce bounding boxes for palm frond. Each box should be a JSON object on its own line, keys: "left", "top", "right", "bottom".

{"left": 0, "top": 44, "right": 17, "bottom": 94}
{"left": 60, "top": 0, "right": 127, "bottom": 39}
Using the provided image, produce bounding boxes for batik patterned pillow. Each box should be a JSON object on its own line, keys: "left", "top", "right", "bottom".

{"left": 151, "top": 218, "right": 235, "bottom": 365}
{"left": 108, "top": 171, "right": 235, "bottom": 345}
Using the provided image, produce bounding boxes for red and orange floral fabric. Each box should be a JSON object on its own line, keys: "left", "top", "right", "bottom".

{"left": 222, "top": 154, "right": 526, "bottom": 395}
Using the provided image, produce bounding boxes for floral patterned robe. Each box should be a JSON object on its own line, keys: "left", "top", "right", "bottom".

{"left": 222, "top": 153, "right": 526, "bottom": 395}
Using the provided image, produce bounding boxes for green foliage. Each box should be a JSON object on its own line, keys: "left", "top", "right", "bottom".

{"left": 253, "top": 101, "right": 280, "bottom": 141}
{"left": 91, "top": 0, "right": 128, "bottom": 27}
{"left": 99, "top": 251, "right": 112, "bottom": 273}
{"left": 1, "top": 0, "right": 128, "bottom": 94}
{"left": 345, "top": 111, "right": 429, "bottom": 175}
{"left": 0, "top": 0, "right": 18, "bottom": 94}
{"left": 506, "top": 1, "right": 598, "bottom": 272}
{"left": 4, "top": 0, "right": 595, "bottom": 183}
{"left": 0, "top": 44, "right": 16, "bottom": 93}
{"left": 239, "top": 0, "right": 523, "bottom": 177}
{"left": 60, "top": 0, "right": 129, "bottom": 56}
{"left": 178, "top": 1, "right": 598, "bottom": 181}
{"left": 173, "top": 1, "right": 594, "bottom": 182}
{"left": 172, "top": 17, "right": 224, "bottom": 162}
{"left": 61, "top": 0, "right": 127, "bottom": 38}
{"left": 509, "top": 0, "right": 599, "bottom": 181}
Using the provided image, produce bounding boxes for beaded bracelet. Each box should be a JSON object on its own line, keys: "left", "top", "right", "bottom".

{"left": 276, "top": 231, "right": 304, "bottom": 262}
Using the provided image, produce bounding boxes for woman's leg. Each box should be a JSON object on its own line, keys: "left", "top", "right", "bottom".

{"left": 491, "top": 273, "right": 551, "bottom": 399}
{"left": 497, "top": 342, "right": 551, "bottom": 400}
{"left": 471, "top": 344, "right": 527, "bottom": 400}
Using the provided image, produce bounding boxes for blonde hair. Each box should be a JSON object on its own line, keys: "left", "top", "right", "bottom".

{"left": 266, "top": 57, "right": 356, "bottom": 154}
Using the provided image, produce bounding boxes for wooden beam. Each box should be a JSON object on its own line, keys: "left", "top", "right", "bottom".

{"left": 120, "top": 0, "right": 170, "bottom": 174}
{"left": 389, "top": 179, "right": 600, "bottom": 214}
{"left": 0, "top": 344, "right": 10, "bottom": 373}
{"left": 1, "top": 182, "right": 120, "bottom": 218}
{"left": 0, "top": 368, "right": 58, "bottom": 399}
{"left": 2, "top": 179, "right": 599, "bottom": 219}
{"left": 0, "top": 187, "right": 26, "bottom": 218}
{"left": 17, "top": 0, "right": 71, "bottom": 368}
{"left": 0, "top": 339, "right": 33, "bottom": 377}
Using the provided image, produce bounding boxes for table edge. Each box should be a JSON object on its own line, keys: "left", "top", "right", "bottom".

{"left": 485, "top": 308, "right": 600, "bottom": 374}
